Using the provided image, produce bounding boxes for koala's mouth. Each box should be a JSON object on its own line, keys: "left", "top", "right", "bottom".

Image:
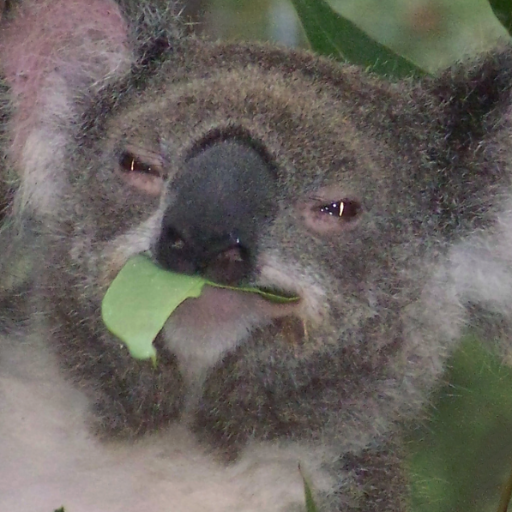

{"left": 169, "top": 283, "right": 301, "bottom": 328}
{"left": 161, "top": 284, "right": 303, "bottom": 381}
{"left": 102, "top": 253, "right": 306, "bottom": 364}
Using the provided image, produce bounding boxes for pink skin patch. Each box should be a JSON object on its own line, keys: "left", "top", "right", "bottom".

{"left": 163, "top": 285, "right": 303, "bottom": 383}
{"left": 174, "top": 285, "right": 299, "bottom": 328}
{"left": 0, "top": 0, "right": 129, "bottom": 167}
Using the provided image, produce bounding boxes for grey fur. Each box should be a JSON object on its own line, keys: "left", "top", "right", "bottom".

{"left": 2, "top": 1, "right": 512, "bottom": 510}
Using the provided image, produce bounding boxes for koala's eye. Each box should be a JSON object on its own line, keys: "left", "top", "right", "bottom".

{"left": 319, "top": 200, "right": 360, "bottom": 220}
{"left": 117, "top": 150, "right": 164, "bottom": 196}
{"left": 300, "top": 193, "right": 362, "bottom": 236}
{"left": 119, "top": 151, "right": 160, "bottom": 176}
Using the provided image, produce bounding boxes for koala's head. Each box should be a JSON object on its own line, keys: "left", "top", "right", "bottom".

{"left": 3, "top": 2, "right": 463, "bottom": 448}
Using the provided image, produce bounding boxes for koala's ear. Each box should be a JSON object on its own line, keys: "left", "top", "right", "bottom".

{"left": 115, "top": 0, "right": 182, "bottom": 73}
{"left": 0, "top": 0, "right": 177, "bottom": 215}
{"left": 429, "top": 50, "right": 512, "bottom": 150}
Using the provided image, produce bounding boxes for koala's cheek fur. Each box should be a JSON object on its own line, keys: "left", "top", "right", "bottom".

{"left": 97, "top": 210, "right": 165, "bottom": 285}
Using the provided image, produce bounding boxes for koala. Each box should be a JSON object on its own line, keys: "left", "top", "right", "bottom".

{"left": 2, "top": 0, "right": 512, "bottom": 511}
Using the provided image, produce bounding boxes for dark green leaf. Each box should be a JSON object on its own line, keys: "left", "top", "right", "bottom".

{"left": 488, "top": 0, "right": 512, "bottom": 35}
{"left": 408, "top": 337, "right": 512, "bottom": 512}
{"left": 289, "top": 0, "right": 427, "bottom": 79}
{"left": 210, "top": 282, "right": 300, "bottom": 303}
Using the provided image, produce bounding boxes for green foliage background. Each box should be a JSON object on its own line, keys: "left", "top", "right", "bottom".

{"left": 187, "top": 1, "right": 512, "bottom": 510}
{"left": 193, "top": 0, "right": 508, "bottom": 70}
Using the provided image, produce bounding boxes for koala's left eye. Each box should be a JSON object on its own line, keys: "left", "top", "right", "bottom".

{"left": 117, "top": 150, "right": 164, "bottom": 196}
{"left": 319, "top": 200, "right": 360, "bottom": 220}
{"left": 119, "top": 151, "right": 161, "bottom": 177}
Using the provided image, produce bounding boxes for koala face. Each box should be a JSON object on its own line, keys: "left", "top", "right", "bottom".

{"left": 29, "top": 36, "right": 459, "bottom": 451}
{"left": 3, "top": 2, "right": 512, "bottom": 510}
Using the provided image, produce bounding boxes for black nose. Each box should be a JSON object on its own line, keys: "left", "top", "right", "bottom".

{"left": 155, "top": 141, "right": 277, "bottom": 285}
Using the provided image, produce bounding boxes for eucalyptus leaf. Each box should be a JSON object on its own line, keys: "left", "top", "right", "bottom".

{"left": 488, "top": 0, "right": 512, "bottom": 35}
{"left": 101, "top": 254, "right": 299, "bottom": 362}
{"left": 209, "top": 282, "right": 300, "bottom": 304}
{"left": 102, "top": 254, "right": 205, "bottom": 362}
{"left": 289, "top": 0, "right": 427, "bottom": 79}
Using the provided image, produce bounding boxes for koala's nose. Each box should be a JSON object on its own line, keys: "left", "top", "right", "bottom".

{"left": 155, "top": 141, "right": 277, "bottom": 285}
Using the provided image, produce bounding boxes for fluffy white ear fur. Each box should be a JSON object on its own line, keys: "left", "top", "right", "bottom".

{"left": 0, "top": 0, "right": 132, "bottom": 214}
{"left": 450, "top": 205, "right": 512, "bottom": 316}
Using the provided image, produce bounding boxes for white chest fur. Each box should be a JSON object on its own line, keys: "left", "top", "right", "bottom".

{"left": 0, "top": 333, "right": 333, "bottom": 512}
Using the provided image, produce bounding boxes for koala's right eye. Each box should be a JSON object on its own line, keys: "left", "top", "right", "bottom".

{"left": 300, "top": 191, "right": 363, "bottom": 236}
{"left": 319, "top": 200, "right": 360, "bottom": 219}
{"left": 117, "top": 150, "right": 164, "bottom": 196}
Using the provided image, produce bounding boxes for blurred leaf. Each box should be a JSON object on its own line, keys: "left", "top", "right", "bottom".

{"left": 408, "top": 337, "right": 512, "bottom": 512}
{"left": 289, "top": 0, "right": 427, "bottom": 79}
{"left": 488, "top": 0, "right": 512, "bottom": 35}
{"left": 300, "top": 467, "right": 319, "bottom": 512}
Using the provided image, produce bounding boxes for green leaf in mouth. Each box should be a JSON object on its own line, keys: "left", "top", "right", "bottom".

{"left": 101, "top": 254, "right": 299, "bottom": 362}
